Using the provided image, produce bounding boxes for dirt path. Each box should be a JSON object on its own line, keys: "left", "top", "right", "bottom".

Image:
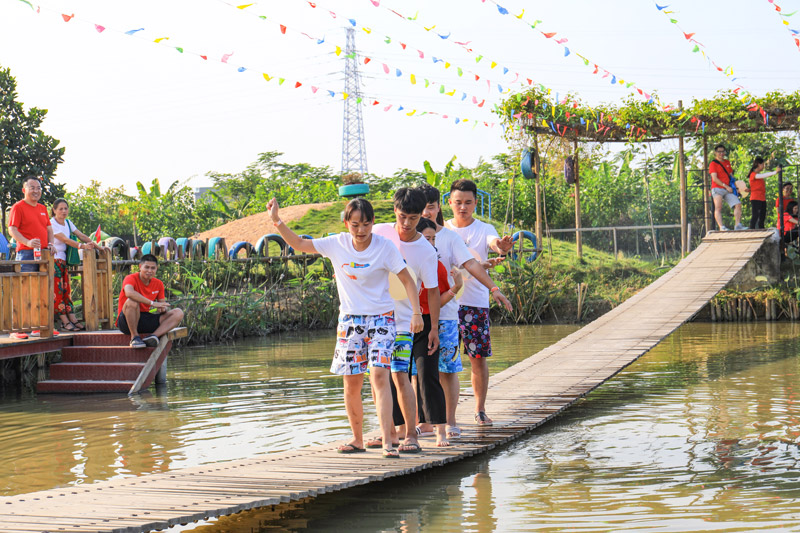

{"left": 195, "top": 202, "right": 334, "bottom": 244}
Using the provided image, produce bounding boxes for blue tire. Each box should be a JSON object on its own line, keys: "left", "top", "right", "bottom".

{"left": 338, "top": 183, "right": 370, "bottom": 197}
{"left": 208, "top": 237, "right": 228, "bottom": 260}
{"left": 176, "top": 238, "right": 193, "bottom": 259}
{"left": 511, "top": 231, "right": 538, "bottom": 262}
{"left": 229, "top": 241, "right": 256, "bottom": 259}
{"left": 255, "top": 234, "right": 287, "bottom": 257}
{"left": 191, "top": 240, "right": 207, "bottom": 260}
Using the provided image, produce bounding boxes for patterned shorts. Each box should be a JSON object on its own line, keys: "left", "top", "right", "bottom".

{"left": 438, "top": 319, "right": 462, "bottom": 373}
{"left": 331, "top": 313, "right": 396, "bottom": 376}
{"left": 458, "top": 305, "right": 492, "bottom": 359}
{"left": 390, "top": 332, "right": 413, "bottom": 374}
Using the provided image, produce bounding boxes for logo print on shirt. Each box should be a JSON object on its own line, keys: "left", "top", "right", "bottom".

{"left": 341, "top": 262, "right": 370, "bottom": 280}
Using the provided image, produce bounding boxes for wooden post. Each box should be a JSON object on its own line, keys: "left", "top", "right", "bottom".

{"left": 678, "top": 100, "right": 688, "bottom": 256}
{"left": 41, "top": 250, "right": 54, "bottom": 338}
{"left": 83, "top": 249, "right": 99, "bottom": 331}
{"left": 702, "top": 136, "right": 712, "bottom": 234}
{"left": 103, "top": 248, "right": 114, "bottom": 329}
{"left": 533, "top": 133, "right": 543, "bottom": 246}
{"left": 612, "top": 228, "right": 618, "bottom": 258}
{"left": 573, "top": 138, "right": 582, "bottom": 258}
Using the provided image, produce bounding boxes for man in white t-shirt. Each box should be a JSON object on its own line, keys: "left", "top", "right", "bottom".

{"left": 373, "top": 188, "right": 441, "bottom": 453}
{"left": 445, "top": 179, "right": 513, "bottom": 427}
{"left": 417, "top": 184, "right": 512, "bottom": 437}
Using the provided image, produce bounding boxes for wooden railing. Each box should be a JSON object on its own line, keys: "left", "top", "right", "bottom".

{"left": 0, "top": 248, "right": 115, "bottom": 338}
{"left": 0, "top": 251, "right": 55, "bottom": 338}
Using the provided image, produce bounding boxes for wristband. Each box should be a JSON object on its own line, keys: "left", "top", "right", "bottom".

{"left": 447, "top": 289, "right": 456, "bottom": 297}
{"left": 490, "top": 286, "right": 500, "bottom": 293}
{"left": 274, "top": 219, "right": 284, "bottom": 226}
{"left": 412, "top": 312, "right": 422, "bottom": 316}
{"left": 149, "top": 300, "right": 153, "bottom": 307}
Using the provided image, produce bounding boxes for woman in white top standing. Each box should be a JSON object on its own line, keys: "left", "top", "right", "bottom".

{"left": 50, "top": 198, "right": 99, "bottom": 331}
{"left": 267, "top": 196, "right": 423, "bottom": 458}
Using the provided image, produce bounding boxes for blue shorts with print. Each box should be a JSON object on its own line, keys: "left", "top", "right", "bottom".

{"left": 438, "top": 319, "right": 462, "bottom": 373}
{"left": 390, "top": 332, "right": 413, "bottom": 373}
{"left": 331, "top": 313, "right": 396, "bottom": 376}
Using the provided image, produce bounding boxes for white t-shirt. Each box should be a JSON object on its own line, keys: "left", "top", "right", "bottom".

{"left": 433, "top": 226, "right": 474, "bottom": 321}
{"left": 444, "top": 218, "right": 499, "bottom": 308}
{"left": 373, "top": 223, "right": 439, "bottom": 332}
{"left": 313, "top": 232, "right": 406, "bottom": 316}
{"left": 50, "top": 217, "right": 77, "bottom": 261}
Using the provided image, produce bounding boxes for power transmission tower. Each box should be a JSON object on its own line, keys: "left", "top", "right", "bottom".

{"left": 341, "top": 26, "right": 368, "bottom": 175}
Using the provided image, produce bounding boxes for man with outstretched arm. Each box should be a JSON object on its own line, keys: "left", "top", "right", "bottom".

{"left": 117, "top": 254, "right": 184, "bottom": 348}
{"left": 445, "top": 179, "right": 514, "bottom": 427}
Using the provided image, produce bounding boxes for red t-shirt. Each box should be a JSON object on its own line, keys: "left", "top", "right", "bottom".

{"left": 777, "top": 196, "right": 795, "bottom": 212}
{"left": 118, "top": 273, "right": 165, "bottom": 314}
{"left": 709, "top": 160, "right": 733, "bottom": 190}
{"left": 419, "top": 261, "right": 450, "bottom": 315}
{"left": 782, "top": 212, "right": 798, "bottom": 234}
{"left": 749, "top": 171, "right": 766, "bottom": 202}
{"left": 8, "top": 200, "right": 50, "bottom": 251}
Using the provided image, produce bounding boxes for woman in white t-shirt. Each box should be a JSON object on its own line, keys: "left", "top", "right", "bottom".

{"left": 267, "top": 196, "right": 423, "bottom": 459}
{"left": 50, "top": 199, "right": 98, "bottom": 331}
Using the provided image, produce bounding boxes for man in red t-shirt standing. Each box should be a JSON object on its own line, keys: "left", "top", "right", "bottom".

{"left": 8, "top": 176, "right": 55, "bottom": 273}
{"left": 117, "top": 254, "right": 184, "bottom": 348}
{"left": 709, "top": 144, "right": 744, "bottom": 231}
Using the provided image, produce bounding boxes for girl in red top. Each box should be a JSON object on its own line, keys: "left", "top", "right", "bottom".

{"left": 782, "top": 201, "right": 799, "bottom": 245}
{"left": 748, "top": 156, "right": 782, "bottom": 229}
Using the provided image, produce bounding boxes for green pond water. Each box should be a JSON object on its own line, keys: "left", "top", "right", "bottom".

{"left": 3, "top": 322, "right": 800, "bottom": 531}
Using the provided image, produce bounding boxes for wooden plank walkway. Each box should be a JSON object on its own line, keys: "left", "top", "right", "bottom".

{"left": 0, "top": 230, "right": 775, "bottom": 533}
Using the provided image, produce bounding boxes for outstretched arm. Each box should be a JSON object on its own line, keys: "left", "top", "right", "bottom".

{"left": 462, "top": 258, "right": 513, "bottom": 312}
{"left": 266, "top": 198, "right": 318, "bottom": 254}
{"left": 489, "top": 235, "right": 513, "bottom": 255}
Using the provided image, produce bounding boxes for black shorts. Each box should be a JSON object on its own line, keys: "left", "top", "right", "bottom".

{"left": 118, "top": 311, "right": 162, "bottom": 335}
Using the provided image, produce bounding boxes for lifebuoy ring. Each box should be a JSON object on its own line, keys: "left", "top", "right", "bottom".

{"left": 511, "top": 231, "right": 538, "bottom": 262}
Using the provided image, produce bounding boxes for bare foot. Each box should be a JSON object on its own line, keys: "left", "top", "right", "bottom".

{"left": 436, "top": 437, "right": 450, "bottom": 447}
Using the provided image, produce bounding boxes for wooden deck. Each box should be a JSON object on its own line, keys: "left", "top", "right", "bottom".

{"left": 0, "top": 230, "right": 776, "bottom": 533}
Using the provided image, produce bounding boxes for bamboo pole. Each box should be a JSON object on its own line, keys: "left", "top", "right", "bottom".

{"left": 533, "top": 134, "right": 543, "bottom": 246}
{"left": 702, "top": 136, "right": 712, "bottom": 234}
{"left": 573, "top": 138, "right": 582, "bottom": 258}
{"left": 678, "top": 100, "right": 688, "bottom": 255}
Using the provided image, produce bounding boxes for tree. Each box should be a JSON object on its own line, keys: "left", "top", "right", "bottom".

{"left": 0, "top": 66, "right": 65, "bottom": 235}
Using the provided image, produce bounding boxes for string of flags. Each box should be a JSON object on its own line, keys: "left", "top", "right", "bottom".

{"left": 765, "top": 0, "right": 800, "bottom": 51}
{"left": 653, "top": 2, "right": 769, "bottom": 126}
{"left": 10, "top": 0, "right": 499, "bottom": 129}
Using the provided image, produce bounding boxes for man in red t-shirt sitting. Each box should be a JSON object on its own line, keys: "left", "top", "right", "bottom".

{"left": 117, "top": 254, "right": 184, "bottom": 348}
{"left": 709, "top": 144, "right": 744, "bottom": 231}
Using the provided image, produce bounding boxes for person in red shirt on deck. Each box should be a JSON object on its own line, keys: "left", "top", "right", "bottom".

{"left": 748, "top": 156, "right": 782, "bottom": 229}
{"left": 781, "top": 201, "right": 799, "bottom": 246}
{"left": 117, "top": 254, "right": 184, "bottom": 348}
{"left": 709, "top": 145, "right": 744, "bottom": 231}
{"left": 776, "top": 182, "right": 795, "bottom": 214}
{"left": 8, "top": 176, "right": 55, "bottom": 274}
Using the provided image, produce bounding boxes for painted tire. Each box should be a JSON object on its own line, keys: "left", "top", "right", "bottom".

{"left": 208, "top": 237, "right": 228, "bottom": 260}
{"left": 105, "top": 237, "right": 129, "bottom": 261}
{"left": 129, "top": 246, "right": 142, "bottom": 261}
{"left": 176, "top": 238, "right": 193, "bottom": 260}
{"left": 191, "top": 240, "right": 207, "bottom": 260}
{"left": 511, "top": 231, "right": 538, "bottom": 262}
{"left": 520, "top": 148, "right": 537, "bottom": 180}
{"left": 158, "top": 237, "right": 178, "bottom": 260}
{"left": 255, "top": 234, "right": 287, "bottom": 257}
{"left": 338, "top": 183, "right": 370, "bottom": 197}
{"left": 141, "top": 241, "right": 162, "bottom": 258}
{"left": 229, "top": 241, "right": 256, "bottom": 259}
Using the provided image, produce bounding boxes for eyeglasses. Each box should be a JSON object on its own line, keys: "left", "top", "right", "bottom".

{"left": 715, "top": 150, "right": 726, "bottom": 154}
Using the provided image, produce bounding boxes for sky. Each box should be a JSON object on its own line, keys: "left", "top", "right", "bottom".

{"left": 1, "top": 0, "right": 799, "bottom": 195}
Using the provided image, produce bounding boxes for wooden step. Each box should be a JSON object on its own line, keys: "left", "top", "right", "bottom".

{"left": 68, "top": 331, "right": 131, "bottom": 346}
{"left": 60, "top": 346, "right": 154, "bottom": 363}
{"left": 36, "top": 379, "right": 135, "bottom": 393}
{"left": 48, "top": 362, "right": 145, "bottom": 381}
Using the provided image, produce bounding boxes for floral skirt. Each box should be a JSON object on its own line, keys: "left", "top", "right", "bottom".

{"left": 54, "top": 258, "right": 73, "bottom": 316}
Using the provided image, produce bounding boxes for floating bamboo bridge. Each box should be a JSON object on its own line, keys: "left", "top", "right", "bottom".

{"left": 0, "top": 230, "right": 777, "bottom": 533}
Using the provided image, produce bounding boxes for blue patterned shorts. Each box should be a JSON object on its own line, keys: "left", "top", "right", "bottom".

{"left": 458, "top": 305, "right": 492, "bottom": 359}
{"left": 331, "top": 313, "right": 396, "bottom": 375}
{"left": 390, "top": 332, "right": 413, "bottom": 373}
{"left": 438, "top": 319, "right": 462, "bottom": 373}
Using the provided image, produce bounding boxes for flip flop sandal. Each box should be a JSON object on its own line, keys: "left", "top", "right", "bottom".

{"left": 398, "top": 442, "right": 422, "bottom": 454}
{"left": 71, "top": 321, "right": 86, "bottom": 331}
{"left": 337, "top": 444, "right": 366, "bottom": 454}
{"left": 446, "top": 426, "right": 462, "bottom": 438}
{"left": 383, "top": 448, "right": 400, "bottom": 458}
{"left": 475, "top": 412, "right": 493, "bottom": 426}
{"left": 61, "top": 322, "right": 79, "bottom": 332}
{"left": 415, "top": 426, "right": 435, "bottom": 437}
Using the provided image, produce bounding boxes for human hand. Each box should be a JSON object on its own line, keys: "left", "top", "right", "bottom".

{"left": 451, "top": 268, "right": 463, "bottom": 290}
{"left": 492, "top": 289, "right": 513, "bottom": 312}
{"left": 427, "top": 329, "right": 439, "bottom": 355}
{"left": 152, "top": 301, "right": 171, "bottom": 312}
{"left": 485, "top": 257, "right": 505, "bottom": 269}
{"left": 266, "top": 198, "right": 281, "bottom": 224}
{"left": 28, "top": 238, "right": 41, "bottom": 248}
{"left": 496, "top": 235, "right": 514, "bottom": 253}
{"left": 410, "top": 313, "right": 424, "bottom": 334}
